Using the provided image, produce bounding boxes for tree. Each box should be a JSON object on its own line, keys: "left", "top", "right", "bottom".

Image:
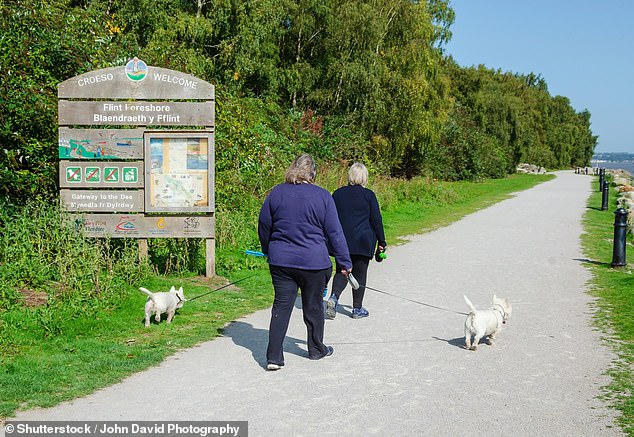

{"left": 0, "top": 0, "right": 134, "bottom": 203}
{"left": 442, "top": 59, "right": 596, "bottom": 175}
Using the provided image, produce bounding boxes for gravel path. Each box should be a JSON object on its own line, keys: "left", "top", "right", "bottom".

{"left": 5, "top": 170, "right": 623, "bottom": 436}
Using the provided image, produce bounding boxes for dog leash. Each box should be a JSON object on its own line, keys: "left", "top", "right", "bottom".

{"left": 347, "top": 273, "right": 468, "bottom": 316}
{"left": 188, "top": 272, "right": 259, "bottom": 301}
{"left": 188, "top": 249, "right": 270, "bottom": 301}
{"left": 240, "top": 252, "right": 467, "bottom": 316}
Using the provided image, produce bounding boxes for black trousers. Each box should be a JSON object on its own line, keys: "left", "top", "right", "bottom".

{"left": 331, "top": 255, "right": 370, "bottom": 308}
{"left": 267, "top": 265, "right": 332, "bottom": 366}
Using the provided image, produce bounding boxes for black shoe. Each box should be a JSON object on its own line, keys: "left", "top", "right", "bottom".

{"left": 309, "top": 346, "right": 334, "bottom": 360}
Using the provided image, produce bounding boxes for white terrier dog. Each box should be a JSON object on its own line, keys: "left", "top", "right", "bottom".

{"left": 463, "top": 295, "right": 512, "bottom": 351}
{"left": 139, "top": 286, "right": 186, "bottom": 327}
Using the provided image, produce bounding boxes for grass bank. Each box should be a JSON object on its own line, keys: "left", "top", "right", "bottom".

{"left": 581, "top": 181, "right": 634, "bottom": 435}
{"left": 0, "top": 173, "right": 551, "bottom": 419}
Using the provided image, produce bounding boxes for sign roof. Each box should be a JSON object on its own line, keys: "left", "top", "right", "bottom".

{"left": 58, "top": 62, "right": 214, "bottom": 100}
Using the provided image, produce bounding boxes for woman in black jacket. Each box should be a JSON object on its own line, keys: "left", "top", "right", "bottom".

{"left": 326, "top": 162, "right": 387, "bottom": 319}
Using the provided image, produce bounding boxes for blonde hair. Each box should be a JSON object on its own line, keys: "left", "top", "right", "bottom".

{"left": 285, "top": 153, "right": 316, "bottom": 184}
{"left": 348, "top": 162, "right": 368, "bottom": 186}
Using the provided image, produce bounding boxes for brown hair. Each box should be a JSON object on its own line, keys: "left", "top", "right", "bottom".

{"left": 285, "top": 153, "right": 316, "bottom": 184}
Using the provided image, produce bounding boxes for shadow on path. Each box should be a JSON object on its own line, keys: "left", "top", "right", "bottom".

{"left": 574, "top": 258, "right": 611, "bottom": 267}
{"left": 222, "top": 321, "right": 306, "bottom": 368}
{"left": 432, "top": 336, "right": 468, "bottom": 349}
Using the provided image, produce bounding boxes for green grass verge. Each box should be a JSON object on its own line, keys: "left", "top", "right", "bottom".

{"left": 0, "top": 173, "right": 551, "bottom": 419}
{"left": 0, "top": 269, "right": 272, "bottom": 418}
{"left": 581, "top": 182, "right": 634, "bottom": 435}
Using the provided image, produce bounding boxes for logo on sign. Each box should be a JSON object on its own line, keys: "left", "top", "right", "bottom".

{"left": 125, "top": 57, "right": 148, "bottom": 82}
{"left": 184, "top": 217, "right": 201, "bottom": 231}
{"left": 116, "top": 217, "right": 137, "bottom": 231}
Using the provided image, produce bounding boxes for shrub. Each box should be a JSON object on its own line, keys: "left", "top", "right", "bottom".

{"left": 0, "top": 199, "right": 152, "bottom": 311}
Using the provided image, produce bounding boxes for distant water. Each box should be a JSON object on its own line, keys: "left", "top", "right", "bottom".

{"left": 590, "top": 160, "right": 634, "bottom": 176}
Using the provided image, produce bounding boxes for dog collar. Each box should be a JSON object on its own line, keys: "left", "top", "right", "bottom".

{"left": 492, "top": 303, "right": 506, "bottom": 319}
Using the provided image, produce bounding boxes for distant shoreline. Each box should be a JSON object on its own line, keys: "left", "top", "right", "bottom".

{"left": 590, "top": 160, "right": 634, "bottom": 176}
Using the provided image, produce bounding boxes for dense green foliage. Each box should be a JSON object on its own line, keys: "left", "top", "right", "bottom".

{"left": 0, "top": 0, "right": 596, "bottom": 204}
{"left": 0, "top": 200, "right": 153, "bottom": 312}
{"left": 442, "top": 62, "right": 596, "bottom": 176}
{"left": 0, "top": 0, "right": 136, "bottom": 201}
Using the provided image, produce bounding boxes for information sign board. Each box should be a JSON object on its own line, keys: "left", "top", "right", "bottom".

{"left": 58, "top": 58, "right": 216, "bottom": 276}
{"left": 145, "top": 131, "right": 214, "bottom": 213}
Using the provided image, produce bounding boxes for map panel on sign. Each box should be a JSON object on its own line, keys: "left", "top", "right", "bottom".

{"left": 152, "top": 174, "right": 206, "bottom": 208}
{"left": 59, "top": 128, "right": 144, "bottom": 160}
{"left": 146, "top": 134, "right": 212, "bottom": 212}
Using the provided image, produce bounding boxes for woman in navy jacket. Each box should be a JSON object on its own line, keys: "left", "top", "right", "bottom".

{"left": 326, "top": 162, "right": 387, "bottom": 319}
{"left": 258, "top": 154, "right": 352, "bottom": 370}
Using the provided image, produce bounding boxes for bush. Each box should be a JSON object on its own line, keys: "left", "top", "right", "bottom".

{"left": 0, "top": 200, "right": 152, "bottom": 311}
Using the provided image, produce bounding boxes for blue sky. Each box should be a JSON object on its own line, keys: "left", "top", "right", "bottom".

{"left": 444, "top": 1, "right": 634, "bottom": 154}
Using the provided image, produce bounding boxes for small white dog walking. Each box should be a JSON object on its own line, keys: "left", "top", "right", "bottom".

{"left": 463, "top": 295, "right": 512, "bottom": 351}
{"left": 139, "top": 286, "right": 186, "bottom": 327}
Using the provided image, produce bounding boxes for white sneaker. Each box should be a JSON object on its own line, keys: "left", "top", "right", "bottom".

{"left": 266, "top": 363, "right": 283, "bottom": 371}
{"left": 326, "top": 296, "right": 337, "bottom": 319}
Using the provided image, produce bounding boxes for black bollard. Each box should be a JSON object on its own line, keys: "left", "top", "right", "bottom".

{"left": 599, "top": 168, "right": 605, "bottom": 192}
{"left": 611, "top": 208, "right": 628, "bottom": 267}
{"left": 601, "top": 180, "right": 609, "bottom": 211}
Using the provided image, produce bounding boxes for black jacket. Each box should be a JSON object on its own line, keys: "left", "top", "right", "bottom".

{"left": 332, "top": 184, "right": 387, "bottom": 258}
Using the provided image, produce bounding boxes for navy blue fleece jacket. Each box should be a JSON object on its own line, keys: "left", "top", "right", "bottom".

{"left": 258, "top": 183, "right": 352, "bottom": 271}
{"left": 332, "top": 184, "right": 386, "bottom": 258}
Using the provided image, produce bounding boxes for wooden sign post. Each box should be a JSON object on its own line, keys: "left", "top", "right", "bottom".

{"left": 58, "top": 58, "right": 216, "bottom": 277}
